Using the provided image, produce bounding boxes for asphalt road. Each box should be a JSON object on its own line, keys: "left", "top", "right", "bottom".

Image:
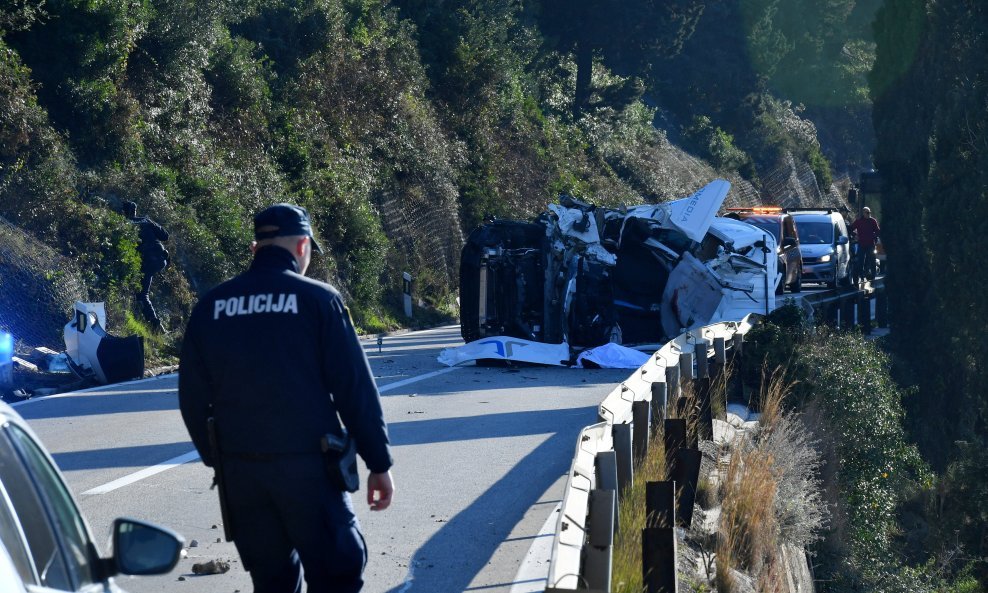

{"left": 15, "top": 325, "right": 630, "bottom": 593}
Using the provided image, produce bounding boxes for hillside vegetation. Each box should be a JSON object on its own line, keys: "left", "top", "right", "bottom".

{"left": 871, "top": 0, "right": 988, "bottom": 588}
{"left": 0, "top": 0, "right": 878, "bottom": 345}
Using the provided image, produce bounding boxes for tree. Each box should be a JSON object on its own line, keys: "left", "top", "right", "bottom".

{"left": 538, "top": 0, "right": 703, "bottom": 119}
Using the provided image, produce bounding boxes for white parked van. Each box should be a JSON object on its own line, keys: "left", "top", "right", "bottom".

{"left": 787, "top": 209, "right": 852, "bottom": 288}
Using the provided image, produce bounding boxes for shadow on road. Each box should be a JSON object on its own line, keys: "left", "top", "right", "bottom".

{"left": 383, "top": 406, "right": 596, "bottom": 592}
{"left": 52, "top": 441, "right": 193, "bottom": 471}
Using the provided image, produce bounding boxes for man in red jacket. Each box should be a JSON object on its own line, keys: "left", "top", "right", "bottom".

{"left": 850, "top": 206, "right": 881, "bottom": 281}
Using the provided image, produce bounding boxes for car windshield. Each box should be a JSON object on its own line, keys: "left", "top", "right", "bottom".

{"left": 795, "top": 221, "right": 834, "bottom": 245}
{"left": 744, "top": 219, "right": 780, "bottom": 241}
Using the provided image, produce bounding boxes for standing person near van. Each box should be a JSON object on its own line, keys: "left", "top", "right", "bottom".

{"left": 850, "top": 206, "right": 881, "bottom": 280}
{"left": 178, "top": 203, "right": 394, "bottom": 593}
{"left": 122, "top": 201, "right": 170, "bottom": 331}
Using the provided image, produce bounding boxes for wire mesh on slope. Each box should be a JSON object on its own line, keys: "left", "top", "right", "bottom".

{"left": 0, "top": 216, "right": 85, "bottom": 348}
{"left": 375, "top": 182, "right": 464, "bottom": 302}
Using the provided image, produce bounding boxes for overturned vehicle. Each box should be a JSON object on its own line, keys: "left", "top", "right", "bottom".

{"left": 459, "top": 180, "right": 779, "bottom": 354}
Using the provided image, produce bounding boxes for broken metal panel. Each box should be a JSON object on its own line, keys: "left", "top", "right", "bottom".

{"left": 63, "top": 302, "right": 144, "bottom": 384}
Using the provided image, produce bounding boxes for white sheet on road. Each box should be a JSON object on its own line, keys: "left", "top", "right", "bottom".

{"left": 575, "top": 343, "right": 651, "bottom": 369}
{"left": 438, "top": 338, "right": 654, "bottom": 369}
{"left": 437, "top": 337, "right": 570, "bottom": 367}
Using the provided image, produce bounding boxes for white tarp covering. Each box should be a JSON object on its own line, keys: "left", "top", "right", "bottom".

{"left": 438, "top": 337, "right": 571, "bottom": 367}
{"left": 575, "top": 343, "right": 651, "bottom": 369}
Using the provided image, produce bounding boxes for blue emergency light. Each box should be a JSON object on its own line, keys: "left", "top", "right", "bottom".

{"left": 0, "top": 331, "right": 12, "bottom": 386}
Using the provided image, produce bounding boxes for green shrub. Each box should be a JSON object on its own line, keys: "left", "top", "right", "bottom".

{"left": 795, "top": 330, "right": 932, "bottom": 592}
{"left": 684, "top": 115, "right": 752, "bottom": 173}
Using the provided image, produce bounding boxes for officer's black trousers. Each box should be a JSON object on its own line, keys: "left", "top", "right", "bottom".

{"left": 138, "top": 271, "right": 161, "bottom": 325}
{"left": 224, "top": 454, "right": 367, "bottom": 593}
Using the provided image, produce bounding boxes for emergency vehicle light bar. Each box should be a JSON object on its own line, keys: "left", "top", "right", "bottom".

{"left": 725, "top": 206, "right": 783, "bottom": 214}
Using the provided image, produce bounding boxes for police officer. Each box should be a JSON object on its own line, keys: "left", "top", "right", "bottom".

{"left": 122, "top": 201, "right": 170, "bottom": 331}
{"left": 178, "top": 203, "right": 395, "bottom": 593}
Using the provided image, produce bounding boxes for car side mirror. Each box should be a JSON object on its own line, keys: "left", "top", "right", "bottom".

{"left": 782, "top": 237, "right": 798, "bottom": 248}
{"left": 111, "top": 518, "right": 184, "bottom": 576}
{"left": 837, "top": 236, "right": 849, "bottom": 245}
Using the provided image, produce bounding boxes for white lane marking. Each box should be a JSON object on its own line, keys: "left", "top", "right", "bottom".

{"left": 75, "top": 366, "right": 460, "bottom": 495}
{"left": 378, "top": 367, "right": 459, "bottom": 393}
{"left": 509, "top": 504, "right": 560, "bottom": 593}
{"left": 82, "top": 450, "right": 201, "bottom": 496}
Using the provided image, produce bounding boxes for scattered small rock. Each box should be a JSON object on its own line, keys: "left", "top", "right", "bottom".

{"left": 178, "top": 576, "right": 186, "bottom": 581}
{"left": 211, "top": 524, "right": 218, "bottom": 529}
{"left": 216, "top": 537, "right": 222, "bottom": 543}
{"left": 189, "top": 539, "right": 199, "bottom": 548}
{"left": 192, "top": 559, "right": 231, "bottom": 575}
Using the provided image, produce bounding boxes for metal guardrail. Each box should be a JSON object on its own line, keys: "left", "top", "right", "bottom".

{"left": 795, "top": 277, "right": 887, "bottom": 332}
{"left": 545, "top": 279, "right": 887, "bottom": 591}
{"left": 545, "top": 316, "right": 757, "bottom": 591}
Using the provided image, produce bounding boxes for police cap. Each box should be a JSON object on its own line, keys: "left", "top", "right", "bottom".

{"left": 254, "top": 203, "right": 323, "bottom": 254}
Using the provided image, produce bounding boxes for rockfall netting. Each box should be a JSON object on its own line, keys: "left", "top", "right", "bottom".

{"left": 376, "top": 184, "right": 464, "bottom": 303}
{"left": 0, "top": 217, "right": 86, "bottom": 348}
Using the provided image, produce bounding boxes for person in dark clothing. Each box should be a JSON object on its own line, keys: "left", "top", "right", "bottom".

{"left": 122, "top": 201, "right": 170, "bottom": 330}
{"left": 178, "top": 203, "right": 394, "bottom": 593}
{"left": 850, "top": 206, "right": 881, "bottom": 280}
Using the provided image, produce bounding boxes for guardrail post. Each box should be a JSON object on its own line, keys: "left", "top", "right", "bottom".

{"left": 730, "top": 333, "right": 744, "bottom": 403}
{"left": 695, "top": 343, "right": 708, "bottom": 380}
{"left": 585, "top": 489, "right": 616, "bottom": 593}
{"left": 841, "top": 295, "right": 856, "bottom": 330}
{"left": 633, "top": 400, "right": 650, "bottom": 464}
{"left": 713, "top": 337, "right": 727, "bottom": 367}
{"left": 694, "top": 343, "right": 713, "bottom": 441}
{"left": 675, "top": 397, "right": 698, "bottom": 449}
{"left": 858, "top": 294, "right": 872, "bottom": 334}
{"left": 673, "top": 448, "right": 702, "bottom": 529}
{"left": 650, "top": 381, "right": 667, "bottom": 432}
{"left": 665, "top": 365, "right": 681, "bottom": 401}
{"left": 613, "top": 423, "right": 634, "bottom": 496}
{"left": 663, "top": 419, "right": 686, "bottom": 480}
{"left": 643, "top": 481, "right": 678, "bottom": 593}
{"left": 642, "top": 528, "right": 678, "bottom": 593}
{"left": 679, "top": 351, "right": 694, "bottom": 382}
{"left": 876, "top": 287, "right": 888, "bottom": 328}
{"left": 595, "top": 450, "right": 619, "bottom": 536}
{"left": 645, "top": 481, "right": 677, "bottom": 529}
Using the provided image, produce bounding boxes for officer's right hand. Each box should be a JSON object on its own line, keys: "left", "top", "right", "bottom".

{"left": 367, "top": 471, "right": 394, "bottom": 511}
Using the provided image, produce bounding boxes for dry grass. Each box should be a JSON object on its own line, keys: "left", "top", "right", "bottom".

{"left": 611, "top": 423, "right": 668, "bottom": 593}
{"left": 756, "top": 365, "right": 790, "bottom": 430}
{"left": 716, "top": 444, "right": 782, "bottom": 592}
{"left": 713, "top": 370, "right": 826, "bottom": 592}
{"left": 609, "top": 359, "right": 817, "bottom": 593}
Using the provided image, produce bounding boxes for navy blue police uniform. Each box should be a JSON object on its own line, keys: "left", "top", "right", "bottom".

{"left": 179, "top": 205, "right": 392, "bottom": 593}
{"left": 123, "top": 201, "right": 170, "bottom": 328}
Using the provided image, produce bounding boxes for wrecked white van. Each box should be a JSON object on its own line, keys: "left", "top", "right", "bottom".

{"left": 458, "top": 180, "right": 777, "bottom": 355}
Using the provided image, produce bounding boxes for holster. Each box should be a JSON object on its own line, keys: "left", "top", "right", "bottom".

{"left": 320, "top": 432, "right": 359, "bottom": 493}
